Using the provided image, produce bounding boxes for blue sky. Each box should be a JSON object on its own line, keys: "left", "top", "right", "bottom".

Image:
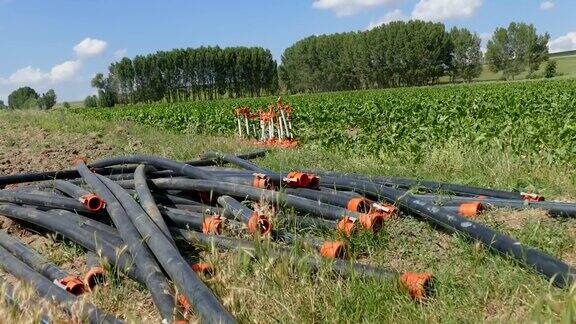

{"left": 0, "top": 0, "right": 575, "bottom": 102}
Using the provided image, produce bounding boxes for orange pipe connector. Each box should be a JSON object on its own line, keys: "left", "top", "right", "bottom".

{"left": 83, "top": 266, "right": 106, "bottom": 291}
{"left": 57, "top": 276, "right": 86, "bottom": 296}
{"left": 202, "top": 216, "right": 223, "bottom": 235}
{"left": 247, "top": 212, "right": 272, "bottom": 235}
{"left": 458, "top": 201, "right": 484, "bottom": 218}
{"left": 79, "top": 194, "right": 106, "bottom": 212}
{"left": 336, "top": 216, "right": 356, "bottom": 237}
{"left": 284, "top": 172, "right": 320, "bottom": 189}
{"left": 319, "top": 241, "right": 347, "bottom": 259}
{"left": 399, "top": 272, "right": 433, "bottom": 300}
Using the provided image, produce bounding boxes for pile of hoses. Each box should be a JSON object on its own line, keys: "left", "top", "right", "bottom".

{"left": 0, "top": 149, "right": 574, "bottom": 322}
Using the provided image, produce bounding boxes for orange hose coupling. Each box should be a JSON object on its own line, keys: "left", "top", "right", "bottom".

{"left": 83, "top": 266, "right": 106, "bottom": 291}
{"left": 191, "top": 262, "right": 213, "bottom": 276}
{"left": 346, "top": 197, "right": 373, "bottom": 213}
{"left": 56, "top": 276, "right": 86, "bottom": 296}
{"left": 521, "top": 192, "right": 545, "bottom": 202}
{"left": 247, "top": 212, "right": 272, "bottom": 235}
{"left": 79, "top": 194, "right": 106, "bottom": 212}
{"left": 372, "top": 203, "right": 398, "bottom": 219}
{"left": 202, "top": 216, "right": 223, "bottom": 235}
{"left": 71, "top": 156, "right": 88, "bottom": 167}
{"left": 177, "top": 293, "right": 191, "bottom": 314}
{"left": 399, "top": 272, "right": 433, "bottom": 300}
{"left": 336, "top": 216, "right": 356, "bottom": 237}
{"left": 358, "top": 213, "right": 385, "bottom": 233}
{"left": 319, "top": 241, "right": 347, "bottom": 259}
{"left": 458, "top": 201, "right": 484, "bottom": 218}
{"left": 283, "top": 172, "right": 320, "bottom": 188}
{"left": 252, "top": 173, "right": 273, "bottom": 190}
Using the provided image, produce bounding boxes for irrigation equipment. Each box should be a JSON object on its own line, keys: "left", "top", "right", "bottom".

{"left": 0, "top": 149, "right": 575, "bottom": 321}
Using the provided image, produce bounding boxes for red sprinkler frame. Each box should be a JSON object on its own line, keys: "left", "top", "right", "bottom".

{"left": 234, "top": 97, "right": 298, "bottom": 148}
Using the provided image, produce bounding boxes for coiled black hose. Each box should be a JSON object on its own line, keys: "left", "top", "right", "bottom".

{"left": 0, "top": 190, "right": 94, "bottom": 214}
{"left": 116, "top": 178, "right": 361, "bottom": 222}
{"left": 0, "top": 230, "right": 86, "bottom": 295}
{"left": 319, "top": 175, "right": 576, "bottom": 288}
{"left": 312, "top": 171, "right": 525, "bottom": 200}
{"left": 134, "top": 165, "right": 175, "bottom": 245}
{"left": 75, "top": 161, "right": 180, "bottom": 322}
{"left": 0, "top": 244, "right": 122, "bottom": 324}
{"left": 0, "top": 204, "right": 140, "bottom": 281}
{"left": 97, "top": 175, "right": 236, "bottom": 323}
{"left": 0, "top": 275, "right": 51, "bottom": 324}
{"left": 414, "top": 194, "right": 576, "bottom": 217}
{"left": 217, "top": 195, "right": 272, "bottom": 235}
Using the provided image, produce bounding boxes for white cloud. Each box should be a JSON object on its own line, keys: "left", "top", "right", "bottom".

{"left": 367, "top": 9, "right": 408, "bottom": 29}
{"left": 73, "top": 38, "right": 108, "bottom": 58}
{"left": 7, "top": 66, "right": 46, "bottom": 85}
{"left": 411, "top": 0, "right": 482, "bottom": 22}
{"left": 49, "top": 60, "right": 81, "bottom": 82}
{"left": 548, "top": 31, "right": 576, "bottom": 53}
{"left": 540, "top": 1, "right": 554, "bottom": 10}
{"left": 114, "top": 48, "right": 128, "bottom": 59}
{"left": 313, "top": 0, "right": 403, "bottom": 16}
{"left": 1, "top": 60, "right": 81, "bottom": 87}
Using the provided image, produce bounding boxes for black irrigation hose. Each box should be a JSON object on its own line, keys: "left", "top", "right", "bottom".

{"left": 217, "top": 195, "right": 272, "bottom": 235}
{"left": 0, "top": 150, "right": 267, "bottom": 188}
{"left": 0, "top": 231, "right": 85, "bottom": 295}
{"left": 284, "top": 187, "right": 372, "bottom": 213}
{"left": 160, "top": 207, "right": 206, "bottom": 232}
{"left": 46, "top": 209, "right": 126, "bottom": 249}
{"left": 312, "top": 171, "right": 525, "bottom": 200}
{"left": 200, "top": 152, "right": 272, "bottom": 173}
{"left": 75, "top": 162, "right": 180, "bottom": 322}
{"left": 53, "top": 180, "right": 106, "bottom": 212}
{"left": 116, "top": 178, "right": 362, "bottom": 222}
{"left": 134, "top": 165, "right": 175, "bottom": 245}
{"left": 0, "top": 190, "right": 94, "bottom": 214}
{"left": 85, "top": 251, "right": 106, "bottom": 291}
{"left": 415, "top": 194, "right": 576, "bottom": 218}
{"left": 0, "top": 204, "right": 142, "bottom": 282}
{"left": 97, "top": 175, "right": 236, "bottom": 323}
{"left": 319, "top": 175, "right": 576, "bottom": 288}
{"left": 175, "top": 229, "right": 405, "bottom": 282}
{"left": 0, "top": 244, "right": 122, "bottom": 324}
{"left": 90, "top": 156, "right": 215, "bottom": 180}
{"left": 0, "top": 275, "right": 51, "bottom": 324}
{"left": 53, "top": 180, "right": 91, "bottom": 199}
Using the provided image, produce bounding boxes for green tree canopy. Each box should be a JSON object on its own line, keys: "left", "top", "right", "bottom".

{"left": 84, "top": 95, "right": 99, "bottom": 108}
{"left": 448, "top": 27, "right": 483, "bottom": 82}
{"left": 8, "top": 86, "right": 39, "bottom": 109}
{"left": 279, "top": 20, "right": 453, "bottom": 92}
{"left": 94, "top": 46, "right": 278, "bottom": 105}
{"left": 485, "top": 22, "right": 550, "bottom": 80}
{"left": 39, "top": 89, "right": 57, "bottom": 110}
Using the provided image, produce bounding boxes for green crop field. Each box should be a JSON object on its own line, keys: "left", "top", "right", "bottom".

{"left": 74, "top": 78, "right": 576, "bottom": 164}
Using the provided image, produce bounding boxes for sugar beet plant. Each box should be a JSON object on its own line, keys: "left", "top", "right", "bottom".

{"left": 75, "top": 79, "right": 576, "bottom": 163}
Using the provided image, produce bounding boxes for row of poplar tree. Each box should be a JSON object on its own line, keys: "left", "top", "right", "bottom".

{"left": 86, "top": 47, "right": 278, "bottom": 107}
{"left": 88, "top": 21, "right": 550, "bottom": 106}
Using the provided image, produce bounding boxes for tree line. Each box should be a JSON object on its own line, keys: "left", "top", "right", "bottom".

{"left": 279, "top": 21, "right": 550, "bottom": 93}
{"left": 2, "top": 87, "right": 57, "bottom": 110}
{"left": 84, "top": 21, "right": 551, "bottom": 106}
{"left": 86, "top": 46, "right": 278, "bottom": 107}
